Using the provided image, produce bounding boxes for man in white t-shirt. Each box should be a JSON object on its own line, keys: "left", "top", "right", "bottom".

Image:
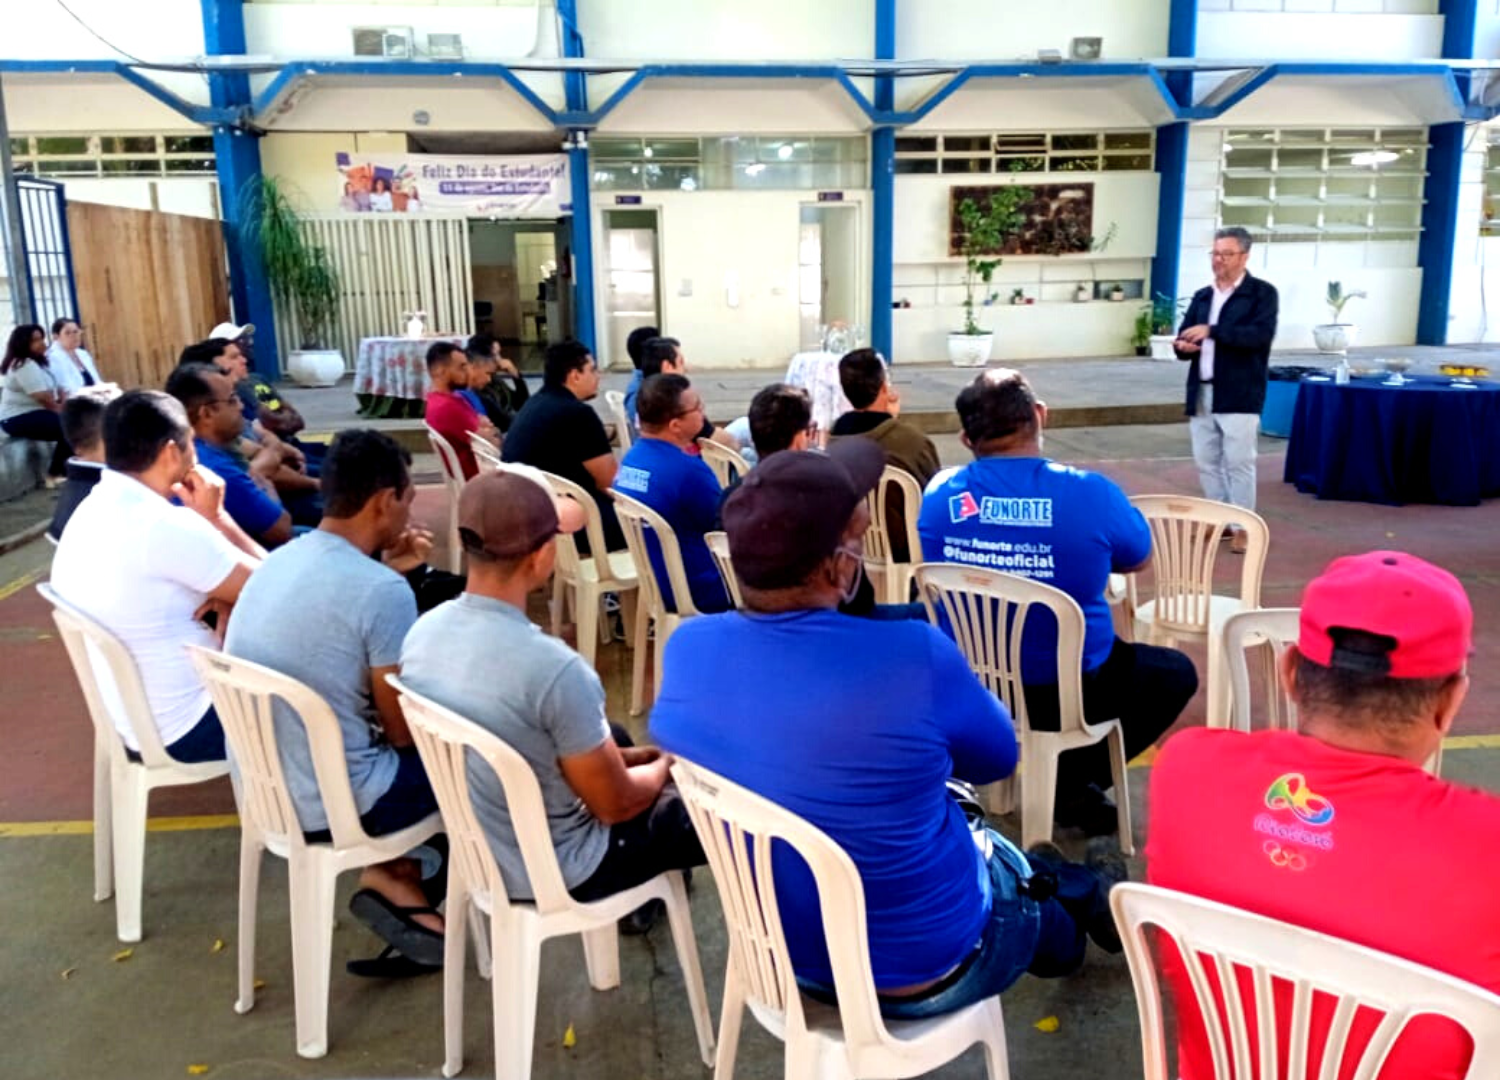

{"left": 50, "top": 390, "right": 264, "bottom": 761}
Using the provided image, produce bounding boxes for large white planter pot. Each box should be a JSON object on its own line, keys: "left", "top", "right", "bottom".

{"left": 1148, "top": 334, "right": 1177, "bottom": 362}
{"left": 287, "top": 348, "right": 346, "bottom": 387}
{"left": 948, "top": 332, "right": 994, "bottom": 368}
{"left": 1312, "top": 324, "right": 1355, "bottom": 353}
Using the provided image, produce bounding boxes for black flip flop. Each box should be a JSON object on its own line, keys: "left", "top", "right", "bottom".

{"left": 348, "top": 888, "right": 445, "bottom": 967}
{"left": 346, "top": 944, "right": 442, "bottom": 979}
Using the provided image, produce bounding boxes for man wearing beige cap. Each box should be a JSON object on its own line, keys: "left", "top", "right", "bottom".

{"left": 1148, "top": 551, "right": 1500, "bottom": 1079}
{"left": 400, "top": 470, "right": 703, "bottom": 914}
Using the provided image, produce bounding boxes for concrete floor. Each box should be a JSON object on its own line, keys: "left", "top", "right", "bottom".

{"left": 5, "top": 417, "right": 1500, "bottom": 1080}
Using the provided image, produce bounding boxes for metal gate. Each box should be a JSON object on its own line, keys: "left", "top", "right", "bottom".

{"left": 17, "top": 177, "right": 79, "bottom": 329}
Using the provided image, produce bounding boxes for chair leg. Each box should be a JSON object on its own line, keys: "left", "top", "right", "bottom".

{"left": 580, "top": 923, "right": 620, "bottom": 990}
{"left": 469, "top": 905, "right": 492, "bottom": 981}
{"left": 629, "top": 604, "right": 650, "bottom": 717}
{"left": 713, "top": 963, "right": 746, "bottom": 1080}
{"left": 286, "top": 854, "right": 337, "bottom": 1059}
{"left": 550, "top": 573, "right": 566, "bottom": 639}
{"left": 235, "top": 834, "right": 264, "bottom": 1014}
{"left": 979, "top": 998, "right": 1012, "bottom": 1080}
{"left": 442, "top": 876, "right": 470, "bottom": 1078}
{"left": 663, "top": 872, "right": 716, "bottom": 1066}
{"left": 1106, "top": 727, "right": 1135, "bottom": 857}
{"left": 1206, "top": 631, "right": 1230, "bottom": 728}
{"left": 92, "top": 732, "right": 113, "bottom": 902}
{"left": 111, "top": 764, "right": 148, "bottom": 943}
{"left": 1019, "top": 743, "right": 1059, "bottom": 852}
{"left": 491, "top": 917, "right": 542, "bottom": 1080}
{"left": 575, "top": 584, "right": 600, "bottom": 670}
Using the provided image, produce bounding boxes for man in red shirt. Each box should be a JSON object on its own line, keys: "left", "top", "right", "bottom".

{"left": 1147, "top": 551, "right": 1498, "bottom": 1080}
{"left": 424, "top": 342, "right": 497, "bottom": 479}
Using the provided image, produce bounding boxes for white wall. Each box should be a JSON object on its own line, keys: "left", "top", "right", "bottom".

{"left": 64, "top": 179, "right": 220, "bottom": 220}
{"left": 1477, "top": 2, "right": 1500, "bottom": 59}
{"left": 580, "top": 0, "right": 871, "bottom": 61}
{"left": 259, "top": 132, "right": 410, "bottom": 212}
{"left": 1196, "top": 11, "right": 1443, "bottom": 61}
{"left": 1445, "top": 123, "right": 1496, "bottom": 344}
{"left": 596, "top": 82, "right": 872, "bottom": 135}
{"left": 1180, "top": 127, "right": 1422, "bottom": 349}
{"left": 898, "top": 0, "right": 1168, "bottom": 63}
{"left": 590, "top": 189, "right": 870, "bottom": 370}
{"left": 892, "top": 172, "right": 1159, "bottom": 360}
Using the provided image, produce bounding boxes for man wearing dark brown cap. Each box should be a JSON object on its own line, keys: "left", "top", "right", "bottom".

{"left": 400, "top": 470, "right": 703, "bottom": 910}
{"left": 651, "top": 440, "right": 1122, "bottom": 1019}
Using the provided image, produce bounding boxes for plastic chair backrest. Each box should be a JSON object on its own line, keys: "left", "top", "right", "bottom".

{"left": 704, "top": 531, "right": 743, "bottom": 610}
{"left": 611, "top": 489, "right": 701, "bottom": 618}
{"left": 468, "top": 431, "right": 502, "bottom": 471}
{"left": 1129, "top": 494, "right": 1267, "bottom": 633}
{"left": 389, "top": 675, "right": 575, "bottom": 914}
{"left": 915, "top": 563, "right": 1087, "bottom": 737}
{"left": 695, "top": 438, "right": 749, "bottom": 488}
{"left": 426, "top": 424, "right": 466, "bottom": 487}
{"left": 186, "top": 647, "right": 370, "bottom": 851}
{"left": 604, "top": 390, "right": 633, "bottom": 451}
{"left": 38, "top": 581, "right": 173, "bottom": 766}
{"left": 671, "top": 758, "right": 899, "bottom": 1057}
{"left": 1111, "top": 882, "right": 1500, "bottom": 1080}
{"left": 1222, "top": 607, "right": 1300, "bottom": 733}
{"left": 538, "top": 468, "right": 610, "bottom": 581}
{"left": 863, "top": 466, "right": 922, "bottom": 566}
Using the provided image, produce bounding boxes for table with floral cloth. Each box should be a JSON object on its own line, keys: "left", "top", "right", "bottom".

{"left": 354, "top": 335, "right": 466, "bottom": 418}
{"left": 785, "top": 350, "right": 851, "bottom": 448}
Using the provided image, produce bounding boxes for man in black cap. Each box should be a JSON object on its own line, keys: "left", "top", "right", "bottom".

{"left": 651, "top": 440, "right": 1122, "bottom": 1019}
{"left": 400, "top": 470, "right": 702, "bottom": 917}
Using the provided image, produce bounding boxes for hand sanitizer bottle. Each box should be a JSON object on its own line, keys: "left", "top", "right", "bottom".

{"left": 1335, "top": 356, "right": 1350, "bottom": 385}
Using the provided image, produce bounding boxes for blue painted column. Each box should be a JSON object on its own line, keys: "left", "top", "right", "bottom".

{"left": 870, "top": 0, "right": 896, "bottom": 360}
{"left": 1417, "top": 121, "right": 1465, "bottom": 345}
{"left": 202, "top": 0, "right": 278, "bottom": 377}
{"left": 1150, "top": 0, "right": 1198, "bottom": 307}
{"left": 558, "top": 0, "right": 596, "bottom": 354}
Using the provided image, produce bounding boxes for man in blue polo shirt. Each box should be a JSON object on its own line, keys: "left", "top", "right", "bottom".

{"left": 613, "top": 374, "right": 729, "bottom": 614}
{"left": 652, "top": 440, "right": 1122, "bottom": 1018}
{"left": 167, "top": 363, "right": 293, "bottom": 547}
{"left": 920, "top": 368, "right": 1197, "bottom": 836}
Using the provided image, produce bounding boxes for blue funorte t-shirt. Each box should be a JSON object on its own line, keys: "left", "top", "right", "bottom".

{"left": 650, "top": 609, "right": 1018, "bottom": 990}
{"left": 919, "top": 456, "right": 1150, "bottom": 682}
{"left": 614, "top": 436, "right": 729, "bottom": 613}
{"left": 194, "top": 437, "right": 285, "bottom": 540}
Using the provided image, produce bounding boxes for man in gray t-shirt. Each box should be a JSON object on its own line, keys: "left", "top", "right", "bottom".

{"left": 225, "top": 430, "right": 447, "bottom": 971}
{"left": 400, "top": 469, "right": 703, "bottom": 904}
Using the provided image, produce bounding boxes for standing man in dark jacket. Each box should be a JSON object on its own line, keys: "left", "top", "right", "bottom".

{"left": 1174, "top": 226, "right": 1278, "bottom": 553}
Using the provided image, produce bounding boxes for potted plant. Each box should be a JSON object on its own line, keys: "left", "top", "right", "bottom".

{"left": 1107, "top": 283, "right": 1125, "bottom": 302}
{"left": 1147, "top": 292, "right": 1183, "bottom": 361}
{"left": 1010, "top": 287, "right": 1027, "bottom": 306}
{"left": 240, "top": 176, "right": 345, "bottom": 386}
{"left": 1313, "top": 280, "right": 1365, "bottom": 353}
{"left": 1131, "top": 307, "right": 1153, "bottom": 357}
{"left": 1074, "top": 283, "right": 1092, "bottom": 303}
{"left": 949, "top": 187, "right": 1030, "bottom": 367}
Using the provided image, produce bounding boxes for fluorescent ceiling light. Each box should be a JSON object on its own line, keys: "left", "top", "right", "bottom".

{"left": 776, "top": 144, "right": 794, "bottom": 160}
{"left": 1348, "top": 150, "right": 1399, "bottom": 167}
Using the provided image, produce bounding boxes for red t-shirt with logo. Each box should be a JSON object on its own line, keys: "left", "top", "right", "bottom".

{"left": 1147, "top": 728, "right": 1500, "bottom": 1080}
{"left": 425, "top": 390, "right": 481, "bottom": 480}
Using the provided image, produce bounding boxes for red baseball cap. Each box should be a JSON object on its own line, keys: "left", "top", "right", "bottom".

{"left": 1299, "top": 551, "right": 1472, "bottom": 678}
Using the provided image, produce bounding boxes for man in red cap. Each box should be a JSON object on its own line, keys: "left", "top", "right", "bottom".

{"left": 1147, "top": 551, "right": 1499, "bottom": 1079}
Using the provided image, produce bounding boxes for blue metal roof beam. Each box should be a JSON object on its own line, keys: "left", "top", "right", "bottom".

{"left": 0, "top": 59, "right": 232, "bottom": 124}
{"left": 583, "top": 63, "right": 883, "bottom": 127}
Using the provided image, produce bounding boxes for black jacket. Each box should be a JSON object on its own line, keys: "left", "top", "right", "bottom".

{"left": 1176, "top": 272, "right": 1279, "bottom": 416}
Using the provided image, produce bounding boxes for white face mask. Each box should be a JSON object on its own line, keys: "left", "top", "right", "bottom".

{"left": 834, "top": 545, "right": 864, "bottom": 605}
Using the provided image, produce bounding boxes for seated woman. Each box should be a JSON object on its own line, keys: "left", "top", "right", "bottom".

{"left": 0, "top": 324, "right": 70, "bottom": 480}
{"left": 47, "top": 317, "right": 102, "bottom": 394}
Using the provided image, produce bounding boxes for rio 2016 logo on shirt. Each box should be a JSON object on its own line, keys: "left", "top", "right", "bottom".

{"left": 1264, "top": 773, "right": 1335, "bottom": 826}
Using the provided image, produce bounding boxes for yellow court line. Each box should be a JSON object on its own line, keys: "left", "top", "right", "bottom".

{"left": 0, "top": 566, "right": 44, "bottom": 603}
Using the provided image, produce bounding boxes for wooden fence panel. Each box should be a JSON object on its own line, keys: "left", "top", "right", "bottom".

{"left": 66, "top": 201, "right": 230, "bottom": 390}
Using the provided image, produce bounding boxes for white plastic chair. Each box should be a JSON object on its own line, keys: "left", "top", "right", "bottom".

{"left": 605, "top": 389, "right": 633, "bottom": 451}
{"left": 1110, "top": 882, "right": 1500, "bottom": 1080}
{"left": 696, "top": 437, "right": 750, "bottom": 488}
{"left": 1222, "top": 606, "right": 1443, "bottom": 777}
{"left": 672, "top": 757, "right": 1011, "bottom": 1080}
{"left": 389, "top": 676, "right": 715, "bottom": 1079}
{"left": 864, "top": 466, "right": 923, "bottom": 605}
{"left": 705, "top": 530, "right": 744, "bottom": 610}
{"left": 539, "top": 469, "right": 640, "bottom": 669}
{"left": 1126, "top": 495, "right": 1269, "bottom": 727}
{"left": 187, "top": 647, "right": 443, "bottom": 1059}
{"left": 610, "top": 489, "right": 704, "bottom": 716}
{"left": 425, "top": 423, "right": 467, "bottom": 574}
{"left": 38, "top": 582, "right": 230, "bottom": 943}
{"left": 915, "top": 563, "right": 1134, "bottom": 854}
{"left": 468, "top": 430, "right": 501, "bottom": 472}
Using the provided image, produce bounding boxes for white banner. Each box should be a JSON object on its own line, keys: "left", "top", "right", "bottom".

{"left": 334, "top": 152, "right": 572, "bottom": 218}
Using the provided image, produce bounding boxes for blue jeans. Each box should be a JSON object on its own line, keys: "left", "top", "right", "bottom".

{"left": 126, "top": 706, "right": 225, "bottom": 764}
{"left": 801, "top": 829, "right": 1103, "bottom": 1020}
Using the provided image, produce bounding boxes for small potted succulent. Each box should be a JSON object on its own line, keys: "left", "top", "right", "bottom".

{"left": 1074, "top": 283, "right": 1092, "bottom": 303}
{"left": 1107, "top": 282, "right": 1125, "bottom": 302}
{"left": 1009, "top": 287, "right": 1027, "bottom": 306}
{"left": 1313, "top": 280, "right": 1365, "bottom": 353}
